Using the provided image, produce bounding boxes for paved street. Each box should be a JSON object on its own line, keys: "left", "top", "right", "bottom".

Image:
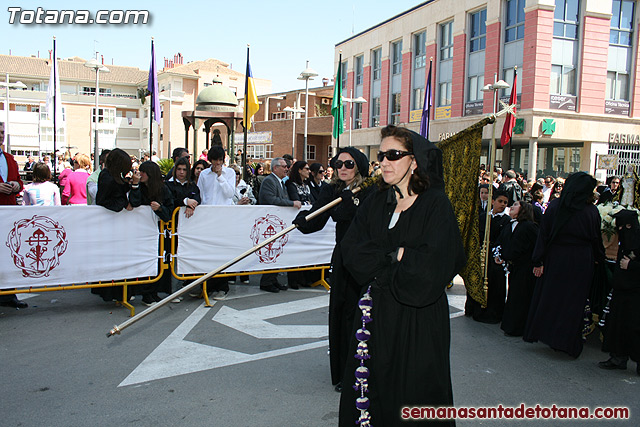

{"left": 1, "top": 275, "right": 637, "bottom": 426}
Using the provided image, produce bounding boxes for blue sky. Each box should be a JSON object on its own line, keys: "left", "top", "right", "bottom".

{"left": 2, "top": 0, "right": 423, "bottom": 92}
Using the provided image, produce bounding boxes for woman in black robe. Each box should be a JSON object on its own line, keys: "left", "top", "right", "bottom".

{"left": 495, "top": 201, "right": 539, "bottom": 336}
{"left": 523, "top": 172, "right": 605, "bottom": 358}
{"left": 293, "top": 147, "right": 375, "bottom": 392}
{"left": 600, "top": 209, "right": 640, "bottom": 375}
{"left": 338, "top": 126, "right": 465, "bottom": 426}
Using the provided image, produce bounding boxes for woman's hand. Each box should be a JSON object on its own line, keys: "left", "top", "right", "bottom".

{"left": 494, "top": 256, "right": 504, "bottom": 265}
{"left": 397, "top": 247, "right": 404, "bottom": 261}
{"left": 150, "top": 201, "right": 161, "bottom": 211}
{"left": 186, "top": 198, "right": 199, "bottom": 209}
{"left": 238, "top": 196, "right": 250, "bottom": 205}
{"left": 620, "top": 256, "right": 630, "bottom": 270}
{"left": 533, "top": 265, "right": 544, "bottom": 277}
{"left": 126, "top": 203, "right": 133, "bottom": 211}
{"left": 185, "top": 206, "right": 194, "bottom": 218}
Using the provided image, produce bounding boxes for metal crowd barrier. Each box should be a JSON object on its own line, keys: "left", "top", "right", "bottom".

{"left": 2, "top": 207, "right": 330, "bottom": 316}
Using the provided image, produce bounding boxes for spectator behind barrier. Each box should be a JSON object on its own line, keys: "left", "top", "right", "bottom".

{"left": 190, "top": 159, "right": 209, "bottom": 185}
{"left": 86, "top": 149, "right": 111, "bottom": 205}
{"left": 22, "top": 162, "right": 61, "bottom": 206}
{"left": 96, "top": 148, "right": 132, "bottom": 212}
{"left": 63, "top": 153, "right": 92, "bottom": 205}
{"left": 167, "top": 156, "right": 201, "bottom": 219}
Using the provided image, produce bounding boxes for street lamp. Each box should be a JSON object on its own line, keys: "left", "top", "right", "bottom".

{"left": 1, "top": 75, "right": 27, "bottom": 153}
{"left": 84, "top": 58, "right": 110, "bottom": 171}
{"left": 283, "top": 103, "right": 305, "bottom": 157}
{"left": 297, "top": 61, "right": 318, "bottom": 161}
{"left": 343, "top": 90, "right": 367, "bottom": 147}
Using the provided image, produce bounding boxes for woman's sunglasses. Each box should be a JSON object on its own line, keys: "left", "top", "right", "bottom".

{"left": 377, "top": 150, "right": 412, "bottom": 162}
{"left": 334, "top": 160, "right": 355, "bottom": 169}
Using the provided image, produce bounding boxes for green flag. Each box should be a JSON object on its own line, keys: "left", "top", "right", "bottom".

{"left": 331, "top": 61, "right": 343, "bottom": 139}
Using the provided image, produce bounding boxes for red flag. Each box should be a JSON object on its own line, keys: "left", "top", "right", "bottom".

{"left": 500, "top": 69, "right": 517, "bottom": 147}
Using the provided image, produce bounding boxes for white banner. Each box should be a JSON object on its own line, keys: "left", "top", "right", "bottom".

{"left": 176, "top": 205, "right": 336, "bottom": 274}
{"left": 1, "top": 206, "right": 160, "bottom": 289}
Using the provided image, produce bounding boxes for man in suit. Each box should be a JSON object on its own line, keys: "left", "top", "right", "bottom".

{"left": 23, "top": 155, "right": 35, "bottom": 181}
{"left": 258, "top": 157, "right": 301, "bottom": 292}
{"left": 0, "top": 122, "right": 28, "bottom": 308}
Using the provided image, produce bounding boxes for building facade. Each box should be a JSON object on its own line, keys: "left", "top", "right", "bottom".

{"left": 335, "top": 0, "right": 640, "bottom": 181}
{"left": 0, "top": 53, "right": 270, "bottom": 165}
{"left": 237, "top": 85, "right": 335, "bottom": 166}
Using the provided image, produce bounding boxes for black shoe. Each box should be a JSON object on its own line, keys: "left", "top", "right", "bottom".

{"left": 289, "top": 283, "right": 299, "bottom": 290}
{"left": 260, "top": 285, "right": 280, "bottom": 293}
{"left": 275, "top": 282, "right": 288, "bottom": 291}
{"left": 141, "top": 295, "right": 156, "bottom": 306}
{"left": 334, "top": 382, "right": 343, "bottom": 393}
{"left": 152, "top": 293, "right": 162, "bottom": 302}
{"left": 598, "top": 359, "right": 627, "bottom": 370}
{"left": 0, "top": 299, "right": 28, "bottom": 309}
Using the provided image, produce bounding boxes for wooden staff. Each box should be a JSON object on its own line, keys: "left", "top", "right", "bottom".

{"left": 107, "top": 179, "right": 377, "bottom": 337}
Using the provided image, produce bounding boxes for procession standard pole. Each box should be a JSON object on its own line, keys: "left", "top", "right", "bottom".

{"left": 107, "top": 180, "right": 377, "bottom": 337}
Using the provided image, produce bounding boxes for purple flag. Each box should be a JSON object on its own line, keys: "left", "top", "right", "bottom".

{"left": 148, "top": 39, "right": 160, "bottom": 124}
{"left": 419, "top": 59, "right": 433, "bottom": 139}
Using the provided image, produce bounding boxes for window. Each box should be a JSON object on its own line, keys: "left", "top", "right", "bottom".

{"left": 14, "top": 105, "right": 28, "bottom": 112}
{"left": 551, "top": 0, "right": 580, "bottom": 95}
{"left": 554, "top": 0, "right": 580, "bottom": 38}
{"left": 390, "top": 93, "right": 401, "bottom": 125}
{"left": 412, "top": 31, "right": 427, "bottom": 111}
{"left": 372, "top": 48, "right": 381, "bottom": 81}
{"left": 371, "top": 97, "right": 380, "bottom": 127}
{"left": 81, "top": 87, "right": 112, "bottom": 96}
{"left": 272, "top": 112, "right": 287, "bottom": 120}
{"left": 438, "top": 21, "right": 454, "bottom": 107}
{"left": 505, "top": 0, "right": 526, "bottom": 42}
{"left": 39, "top": 105, "right": 66, "bottom": 121}
{"left": 354, "top": 103, "right": 363, "bottom": 129}
{"left": 607, "top": 0, "right": 635, "bottom": 102}
{"left": 468, "top": 75, "right": 485, "bottom": 102}
{"left": 392, "top": 41, "right": 403, "bottom": 75}
{"left": 91, "top": 107, "right": 116, "bottom": 124}
{"left": 469, "top": 9, "right": 487, "bottom": 52}
{"left": 611, "top": 0, "right": 635, "bottom": 46}
{"left": 440, "top": 21, "right": 453, "bottom": 60}
{"left": 340, "top": 60, "right": 348, "bottom": 93}
{"left": 414, "top": 32, "right": 426, "bottom": 69}
{"left": 467, "top": 9, "right": 487, "bottom": 105}
{"left": 550, "top": 64, "right": 576, "bottom": 95}
{"left": 307, "top": 144, "right": 316, "bottom": 161}
{"left": 246, "top": 144, "right": 273, "bottom": 160}
{"left": 355, "top": 56, "right": 364, "bottom": 85}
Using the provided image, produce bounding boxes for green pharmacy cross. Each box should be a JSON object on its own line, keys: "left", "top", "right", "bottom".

{"left": 541, "top": 119, "right": 556, "bottom": 136}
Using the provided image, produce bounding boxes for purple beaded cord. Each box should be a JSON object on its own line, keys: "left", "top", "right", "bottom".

{"left": 354, "top": 285, "right": 373, "bottom": 426}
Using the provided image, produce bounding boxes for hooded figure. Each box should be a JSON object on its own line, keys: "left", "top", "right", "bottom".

{"left": 600, "top": 209, "right": 640, "bottom": 375}
{"left": 293, "top": 145, "right": 376, "bottom": 391}
{"left": 338, "top": 125, "right": 464, "bottom": 426}
{"left": 524, "top": 171, "right": 605, "bottom": 358}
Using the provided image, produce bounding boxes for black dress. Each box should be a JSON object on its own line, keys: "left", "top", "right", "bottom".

{"left": 497, "top": 220, "right": 539, "bottom": 336}
{"left": 523, "top": 199, "right": 605, "bottom": 357}
{"left": 602, "top": 248, "right": 640, "bottom": 364}
{"left": 294, "top": 183, "right": 374, "bottom": 386}
{"left": 338, "top": 187, "right": 465, "bottom": 427}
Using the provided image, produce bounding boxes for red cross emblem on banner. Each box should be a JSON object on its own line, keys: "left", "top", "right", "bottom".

{"left": 250, "top": 214, "right": 289, "bottom": 264}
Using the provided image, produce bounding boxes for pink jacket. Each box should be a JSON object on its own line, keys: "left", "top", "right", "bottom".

{"left": 62, "top": 170, "right": 90, "bottom": 204}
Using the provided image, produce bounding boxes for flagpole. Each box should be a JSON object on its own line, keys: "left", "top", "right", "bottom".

{"left": 336, "top": 52, "right": 342, "bottom": 151}
{"left": 419, "top": 56, "right": 433, "bottom": 138}
{"left": 242, "top": 45, "right": 250, "bottom": 181}
{"left": 149, "top": 38, "right": 154, "bottom": 159}
{"left": 52, "top": 37, "right": 58, "bottom": 181}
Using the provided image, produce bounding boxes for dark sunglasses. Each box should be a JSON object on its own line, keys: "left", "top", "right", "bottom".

{"left": 334, "top": 160, "right": 355, "bottom": 169}
{"left": 318, "top": 169, "right": 325, "bottom": 174}
{"left": 377, "top": 150, "right": 412, "bottom": 162}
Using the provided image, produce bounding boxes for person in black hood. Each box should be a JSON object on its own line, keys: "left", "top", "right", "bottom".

{"left": 524, "top": 171, "right": 605, "bottom": 357}
{"left": 293, "top": 146, "right": 375, "bottom": 392}
{"left": 337, "top": 125, "right": 464, "bottom": 426}
{"left": 599, "top": 209, "right": 640, "bottom": 375}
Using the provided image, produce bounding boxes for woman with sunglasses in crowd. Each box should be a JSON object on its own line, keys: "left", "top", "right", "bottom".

{"left": 293, "top": 147, "right": 375, "bottom": 393}
{"left": 337, "top": 125, "right": 465, "bottom": 426}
